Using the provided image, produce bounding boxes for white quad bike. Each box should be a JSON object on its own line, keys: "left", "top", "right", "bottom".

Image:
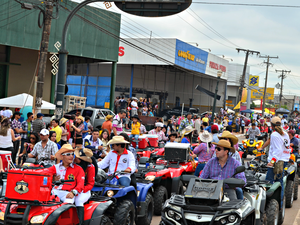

{"left": 160, "top": 166, "right": 260, "bottom": 225}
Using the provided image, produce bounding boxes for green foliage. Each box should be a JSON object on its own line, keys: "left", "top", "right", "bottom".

{"left": 250, "top": 101, "right": 256, "bottom": 109}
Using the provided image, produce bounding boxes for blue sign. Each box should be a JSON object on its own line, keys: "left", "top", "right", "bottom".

{"left": 175, "top": 39, "right": 208, "bottom": 73}
{"left": 294, "top": 103, "right": 299, "bottom": 111}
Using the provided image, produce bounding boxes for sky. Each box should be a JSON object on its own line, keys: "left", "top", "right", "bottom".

{"left": 72, "top": 0, "right": 300, "bottom": 97}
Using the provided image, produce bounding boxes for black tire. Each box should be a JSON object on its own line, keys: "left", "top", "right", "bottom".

{"left": 242, "top": 152, "right": 247, "bottom": 158}
{"left": 153, "top": 186, "right": 168, "bottom": 216}
{"left": 100, "top": 215, "right": 112, "bottom": 225}
{"left": 294, "top": 174, "right": 299, "bottom": 200}
{"left": 260, "top": 212, "right": 267, "bottom": 225}
{"left": 285, "top": 180, "right": 294, "bottom": 208}
{"left": 177, "top": 180, "right": 184, "bottom": 195}
{"left": 113, "top": 200, "right": 135, "bottom": 225}
{"left": 266, "top": 199, "right": 279, "bottom": 225}
{"left": 135, "top": 193, "right": 154, "bottom": 225}
{"left": 278, "top": 195, "right": 286, "bottom": 225}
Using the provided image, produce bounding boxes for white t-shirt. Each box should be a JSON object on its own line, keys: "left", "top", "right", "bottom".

{"left": 281, "top": 119, "right": 287, "bottom": 127}
{"left": 268, "top": 131, "right": 290, "bottom": 162}
{"left": 131, "top": 101, "right": 138, "bottom": 110}
{"left": 2, "top": 109, "right": 12, "bottom": 119}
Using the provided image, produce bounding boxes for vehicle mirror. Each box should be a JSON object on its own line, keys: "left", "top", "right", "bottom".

{"left": 232, "top": 166, "right": 245, "bottom": 178}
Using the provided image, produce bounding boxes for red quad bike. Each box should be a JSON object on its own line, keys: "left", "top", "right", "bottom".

{"left": 0, "top": 169, "right": 114, "bottom": 225}
{"left": 136, "top": 143, "right": 198, "bottom": 215}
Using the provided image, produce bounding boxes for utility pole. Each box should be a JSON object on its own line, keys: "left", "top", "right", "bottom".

{"left": 236, "top": 48, "right": 260, "bottom": 107}
{"left": 33, "top": 0, "right": 54, "bottom": 116}
{"left": 276, "top": 69, "right": 291, "bottom": 108}
{"left": 260, "top": 55, "right": 278, "bottom": 116}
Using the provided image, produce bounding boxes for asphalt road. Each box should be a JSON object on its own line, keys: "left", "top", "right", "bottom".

{"left": 151, "top": 133, "right": 300, "bottom": 225}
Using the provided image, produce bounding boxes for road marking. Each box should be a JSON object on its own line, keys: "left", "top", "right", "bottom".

{"left": 293, "top": 208, "right": 300, "bottom": 225}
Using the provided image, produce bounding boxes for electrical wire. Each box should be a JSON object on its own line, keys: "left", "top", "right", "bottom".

{"left": 0, "top": 10, "right": 34, "bottom": 28}
{"left": 0, "top": 7, "right": 28, "bottom": 23}
{"left": 192, "top": 2, "right": 300, "bottom": 8}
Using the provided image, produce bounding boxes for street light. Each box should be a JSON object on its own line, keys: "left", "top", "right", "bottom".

{"left": 211, "top": 70, "right": 222, "bottom": 123}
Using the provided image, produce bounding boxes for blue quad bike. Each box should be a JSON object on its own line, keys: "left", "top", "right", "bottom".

{"left": 91, "top": 170, "right": 154, "bottom": 225}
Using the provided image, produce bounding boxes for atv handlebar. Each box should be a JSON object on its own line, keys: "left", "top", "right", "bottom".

{"left": 53, "top": 179, "right": 75, "bottom": 186}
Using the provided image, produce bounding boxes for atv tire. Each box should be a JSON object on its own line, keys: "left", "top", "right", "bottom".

{"left": 100, "top": 215, "right": 112, "bottom": 225}
{"left": 242, "top": 152, "right": 247, "bottom": 159}
{"left": 135, "top": 193, "right": 154, "bottom": 225}
{"left": 260, "top": 212, "right": 267, "bottom": 225}
{"left": 266, "top": 199, "right": 279, "bottom": 225}
{"left": 278, "top": 195, "right": 286, "bottom": 225}
{"left": 113, "top": 200, "right": 135, "bottom": 225}
{"left": 177, "top": 180, "right": 184, "bottom": 195}
{"left": 153, "top": 186, "right": 168, "bottom": 216}
{"left": 294, "top": 174, "right": 299, "bottom": 200}
{"left": 286, "top": 180, "right": 294, "bottom": 208}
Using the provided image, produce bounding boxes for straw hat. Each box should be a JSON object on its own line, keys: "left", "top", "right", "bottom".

{"left": 271, "top": 116, "right": 281, "bottom": 126}
{"left": 181, "top": 126, "right": 195, "bottom": 136}
{"left": 77, "top": 115, "right": 84, "bottom": 122}
{"left": 75, "top": 148, "right": 93, "bottom": 163}
{"left": 105, "top": 115, "right": 113, "bottom": 121}
{"left": 218, "top": 131, "right": 238, "bottom": 145}
{"left": 59, "top": 118, "right": 68, "bottom": 126}
{"left": 199, "top": 130, "right": 213, "bottom": 143}
{"left": 212, "top": 139, "right": 235, "bottom": 153}
{"left": 55, "top": 144, "right": 75, "bottom": 159}
{"left": 107, "top": 136, "right": 130, "bottom": 145}
{"left": 155, "top": 122, "right": 164, "bottom": 128}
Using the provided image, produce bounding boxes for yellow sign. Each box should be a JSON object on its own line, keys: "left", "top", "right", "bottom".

{"left": 234, "top": 101, "right": 241, "bottom": 110}
{"left": 104, "top": 102, "right": 110, "bottom": 109}
{"left": 249, "top": 75, "right": 259, "bottom": 86}
{"left": 226, "top": 104, "right": 234, "bottom": 107}
{"left": 226, "top": 100, "right": 232, "bottom": 103}
{"left": 251, "top": 87, "right": 274, "bottom": 100}
{"left": 178, "top": 50, "right": 195, "bottom": 61}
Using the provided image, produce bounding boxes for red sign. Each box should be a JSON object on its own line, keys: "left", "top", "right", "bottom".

{"left": 119, "top": 46, "right": 125, "bottom": 56}
{"left": 209, "top": 61, "right": 226, "bottom": 72}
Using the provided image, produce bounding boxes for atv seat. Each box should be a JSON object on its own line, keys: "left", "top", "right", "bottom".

{"left": 224, "top": 189, "right": 237, "bottom": 200}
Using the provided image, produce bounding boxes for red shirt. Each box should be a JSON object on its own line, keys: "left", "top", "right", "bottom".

{"left": 45, "top": 163, "right": 85, "bottom": 194}
{"left": 83, "top": 164, "right": 95, "bottom": 193}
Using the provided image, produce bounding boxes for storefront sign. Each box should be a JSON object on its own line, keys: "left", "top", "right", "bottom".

{"left": 251, "top": 87, "right": 274, "bottom": 100}
{"left": 209, "top": 61, "right": 226, "bottom": 72}
{"left": 175, "top": 39, "right": 208, "bottom": 73}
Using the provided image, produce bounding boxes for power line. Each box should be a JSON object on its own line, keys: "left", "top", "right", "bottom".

{"left": 0, "top": 10, "right": 34, "bottom": 28}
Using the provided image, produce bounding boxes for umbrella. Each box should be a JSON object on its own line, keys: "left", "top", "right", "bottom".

{"left": 240, "top": 109, "right": 253, "bottom": 114}
{"left": 275, "top": 108, "right": 290, "bottom": 114}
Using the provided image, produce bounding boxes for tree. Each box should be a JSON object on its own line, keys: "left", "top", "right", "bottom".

{"left": 250, "top": 101, "right": 256, "bottom": 109}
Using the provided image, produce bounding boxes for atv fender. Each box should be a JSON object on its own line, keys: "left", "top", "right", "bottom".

{"left": 89, "top": 200, "right": 114, "bottom": 225}
{"left": 259, "top": 189, "right": 267, "bottom": 219}
{"left": 137, "top": 182, "right": 153, "bottom": 202}
{"left": 171, "top": 177, "right": 181, "bottom": 194}
{"left": 44, "top": 204, "right": 76, "bottom": 225}
{"left": 266, "top": 182, "right": 282, "bottom": 206}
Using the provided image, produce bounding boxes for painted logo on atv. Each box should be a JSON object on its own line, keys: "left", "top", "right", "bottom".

{"left": 193, "top": 186, "right": 216, "bottom": 192}
{"left": 14, "top": 180, "right": 29, "bottom": 194}
{"left": 123, "top": 158, "right": 127, "bottom": 163}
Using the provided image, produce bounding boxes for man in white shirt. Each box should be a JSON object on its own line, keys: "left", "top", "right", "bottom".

{"left": 131, "top": 97, "right": 138, "bottom": 116}
{"left": 1, "top": 107, "right": 13, "bottom": 119}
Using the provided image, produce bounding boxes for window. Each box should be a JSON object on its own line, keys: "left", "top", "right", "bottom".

{"left": 102, "top": 110, "right": 114, "bottom": 117}
{"left": 82, "top": 110, "right": 93, "bottom": 117}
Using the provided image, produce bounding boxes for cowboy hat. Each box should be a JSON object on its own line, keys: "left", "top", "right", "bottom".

{"left": 181, "top": 126, "right": 195, "bottom": 136}
{"left": 155, "top": 122, "right": 164, "bottom": 128}
{"left": 75, "top": 148, "right": 93, "bottom": 163}
{"left": 55, "top": 144, "right": 75, "bottom": 159}
{"left": 105, "top": 115, "right": 113, "bottom": 121}
{"left": 218, "top": 131, "right": 238, "bottom": 145}
{"left": 212, "top": 139, "right": 235, "bottom": 152}
{"left": 131, "top": 115, "right": 140, "bottom": 120}
{"left": 59, "top": 118, "right": 68, "bottom": 126}
{"left": 107, "top": 136, "right": 130, "bottom": 145}
{"left": 199, "top": 130, "right": 213, "bottom": 143}
{"left": 77, "top": 115, "right": 84, "bottom": 122}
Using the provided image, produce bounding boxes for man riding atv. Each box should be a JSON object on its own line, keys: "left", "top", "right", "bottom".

{"left": 247, "top": 122, "right": 261, "bottom": 140}
{"left": 200, "top": 139, "right": 246, "bottom": 200}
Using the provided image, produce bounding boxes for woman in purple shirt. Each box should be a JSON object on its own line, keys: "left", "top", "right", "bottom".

{"left": 192, "top": 131, "right": 215, "bottom": 176}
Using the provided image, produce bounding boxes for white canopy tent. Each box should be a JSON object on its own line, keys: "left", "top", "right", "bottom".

{"left": 0, "top": 93, "right": 55, "bottom": 110}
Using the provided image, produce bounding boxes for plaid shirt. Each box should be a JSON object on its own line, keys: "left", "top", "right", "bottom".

{"left": 178, "top": 118, "right": 194, "bottom": 134}
{"left": 11, "top": 119, "right": 22, "bottom": 138}
{"left": 21, "top": 120, "right": 32, "bottom": 140}
{"left": 31, "top": 140, "right": 58, "bottom": 165}
{"left": 193, "top": 143, "right": 215, "bottom": 163}
{"left": 200, "top": 156, "right": 246, "bottom": 184}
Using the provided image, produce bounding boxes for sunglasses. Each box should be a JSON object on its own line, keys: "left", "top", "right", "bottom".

{"left": 62, "top": 152, "right": 74, "bottom": 156}
{"left": 216, "top": 147, "right": 224, "bottom": 152}
{"left": 30, "top": 137, "right": 36, "bottom": 140}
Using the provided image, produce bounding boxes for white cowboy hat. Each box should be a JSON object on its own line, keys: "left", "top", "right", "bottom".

{"left": 181, "top": 125, "right": 195, "bottom": 136}
{"left": 200, "top": 130, "right": 213, "bottom": 143}
{"left": 55, "top": 144, "right": 75, "bottom": 160}
{"left": 107, "top": 136, "right": 130, "bottom": 145}
{"left": 155, "top": 122, "right": 164, "bottom": 128}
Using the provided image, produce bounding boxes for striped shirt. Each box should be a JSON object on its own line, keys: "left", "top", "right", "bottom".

{"left": 112, "top": 114, "right": 123, "bottom": 135}
{"left": 21, "top": 120, "right": 32, "bottom": 140}
{"left": 200, "top": 156, "right": 246, "bottom": 184}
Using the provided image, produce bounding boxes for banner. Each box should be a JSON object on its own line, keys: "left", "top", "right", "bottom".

{"left": 234, "top": 101, "right": 241, "bottom": 110}
{"left": 249, "top": 75, "right": 259, "bottom": 86}
{"left": 251, "top": 87, "right": 274, "bottom": 100}
{"left": 241, "top": 88, "right": 247, "bottom": 102}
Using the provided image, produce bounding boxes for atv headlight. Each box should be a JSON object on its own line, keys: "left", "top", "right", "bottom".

{"left": 0, "top": 211, "right": 4, "bottom": 221}
{"left": 107, "top": 190, "right": 114, "bottom": 197}
{"left": 30, "top": 213, "right": 48, "bottom": 224}
{"left": 256, "top": 144, "right": 259, "bottom": 148}
{"left": 145, "top": 175, "right": 156, "bottom": 181}
{"left": 175, "top": 214, "right": 181, "bottom": 221}
{"left": 228, "top": 214, "right": 236, "bottom": 223}
{"left": 243, "top": 143, "right": 247, "bottom": 147}
{"left": 220, "top": 218, "right": 227, "bottom": 224}
{"left": 167, "top": 210, "right": 175, "bottom": 217}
